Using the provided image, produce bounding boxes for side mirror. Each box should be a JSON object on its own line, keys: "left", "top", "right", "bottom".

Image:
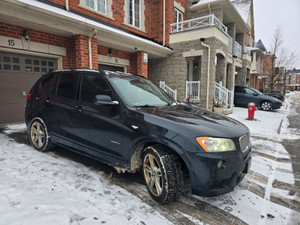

{"left": 253, "top": 93, "right": 258, "bottom": 96}
{"left": 95, "top": 95, "right": 119, "bottom": 105}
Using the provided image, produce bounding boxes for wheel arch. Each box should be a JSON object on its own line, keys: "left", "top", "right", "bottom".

{"left": 129, "top": 137, "right": 193, "bottom": 189}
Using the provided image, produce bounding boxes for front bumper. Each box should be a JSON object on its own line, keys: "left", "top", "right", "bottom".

{"left": 186, "top": 148, "right": 251, "bottom": 197}
{"left": 273, "top": 101, "right": 282, "bottom": 109}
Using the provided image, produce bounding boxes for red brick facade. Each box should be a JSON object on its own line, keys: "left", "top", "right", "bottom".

{"left": 0, "top": 0, "right": 188, "bottom": 77}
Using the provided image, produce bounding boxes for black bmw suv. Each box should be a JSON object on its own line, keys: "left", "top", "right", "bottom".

{"left": 26, "top": 70, "right": 251, "bottom": 203}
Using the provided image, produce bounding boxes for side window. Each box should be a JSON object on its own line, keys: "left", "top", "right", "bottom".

{"left": 80, "top": 74, "right": 113, "bottom": 103}
{"left": 41, "top": 74, "right": 56, "bottom": 92}
{"left": 56, "top": 73, "right": 78, "bottom": 99}
{"left": 244, "top": 88, "right": 255, "bottom": 94}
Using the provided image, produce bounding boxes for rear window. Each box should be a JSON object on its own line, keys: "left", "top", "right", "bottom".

{"left": 41, "top": 73, "right": 56, "bottom": 92}
{"left": 56, "top": 73, "right": 78, "bottom": 99}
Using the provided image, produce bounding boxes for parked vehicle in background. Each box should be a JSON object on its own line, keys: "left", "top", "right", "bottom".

{"left": 260, "top": 89, "right": 284, "bottom": 101}
{"left": 25, "top": 70, "right": 251, "bottom": 204}
{"left": 234, "top": 86, "right": 283, "bottom": 111}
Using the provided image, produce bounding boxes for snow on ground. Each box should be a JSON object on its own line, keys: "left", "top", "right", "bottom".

{"left": 3, "top": 123, "right": 27, "bottom": 135}
{"left": 0, "top": 133, "right": 172, "bottom": 225}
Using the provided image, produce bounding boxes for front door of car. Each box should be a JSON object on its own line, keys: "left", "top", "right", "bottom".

{"left": 72, "top": 73, "right": 124, "bottom": 158}
{"left": 242, "top": 87, "right": 259, "bottom": 106}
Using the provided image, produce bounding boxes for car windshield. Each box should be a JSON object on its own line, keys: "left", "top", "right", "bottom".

{"left": 110, "top": 76, "right": 175, "bottom": 107}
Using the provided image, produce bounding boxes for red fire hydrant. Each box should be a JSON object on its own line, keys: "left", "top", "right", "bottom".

{"left": 248, "top": 102, "right": 256, "bottom": 120}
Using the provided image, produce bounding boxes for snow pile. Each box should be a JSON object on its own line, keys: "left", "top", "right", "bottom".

{"left": 0, "top": 134, "right": 172, "bottom": 225}
{"left": 3, "top": 123, "right": 27, "bottom": 134}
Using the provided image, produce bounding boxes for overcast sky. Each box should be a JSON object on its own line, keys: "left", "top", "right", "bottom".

{"left": 254, "top": 0, "right": 300, "bottom": 69}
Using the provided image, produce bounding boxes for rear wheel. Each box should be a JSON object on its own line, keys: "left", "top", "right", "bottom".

{"left": 260, "top": 101, "right": 273, "bottom": 111}
{"left": 142, "top": 145, "right": 183, "bottom": 204}
{"left": 29, "top": 117, "right": 53, "bottom": 152}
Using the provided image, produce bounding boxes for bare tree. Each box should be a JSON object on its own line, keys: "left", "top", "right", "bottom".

{"left": 267, "top": 26, "right": 297, "bottom": 95}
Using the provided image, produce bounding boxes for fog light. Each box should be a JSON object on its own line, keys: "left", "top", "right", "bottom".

{"left": 217, "top": 160, "right": 226, "bottom": 169}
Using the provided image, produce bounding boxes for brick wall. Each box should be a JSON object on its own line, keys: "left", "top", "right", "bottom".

{"left": 0, "top": 22, "right": 72, "bottom": 69}
{"left": 0, "top": 22, "right": 102, "bottom": 70}
{"left": 46, "top": 0, "right": 188, "bottom": 46}
{"left": 98, "top": 45, "right": 137, "bottom": 72}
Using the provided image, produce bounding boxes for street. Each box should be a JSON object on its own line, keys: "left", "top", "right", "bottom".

{"left": 0, "top": 93, "right": 300, "bottom": 225}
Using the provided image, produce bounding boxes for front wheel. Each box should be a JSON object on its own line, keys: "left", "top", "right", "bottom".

{"left": 28, "top": 117, "right": 53, "bottom": 152}
{"left": 260, "top": 101, "right": 273, "bottom": 111}
{"left": 142, "top": 145, "right": 183, "bottom": 204}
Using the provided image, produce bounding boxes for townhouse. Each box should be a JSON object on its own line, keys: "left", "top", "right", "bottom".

{"left": 0, "top": 0, "right": 263, "bottom": 124}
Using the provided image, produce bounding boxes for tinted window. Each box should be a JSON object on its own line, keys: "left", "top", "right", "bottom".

{"left": 80, "top": 74, "right": 113, "bottom": 103}
{"left": 41, "top": 74, "right": 56, "bottom": 92}
{"left": 235, "top": 86, "right": 242, "bottom": 93}
{"left": 56, "top": 73, "right": 77, "bottom": 98}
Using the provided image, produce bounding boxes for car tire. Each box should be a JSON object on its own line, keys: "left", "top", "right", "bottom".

{"left": 28, "top": 117, "right": 53, "bottom": 152}
{"left": 142, "top": 145, "right": 183, "bottom": 204}
{"left": 260, "top": 101, "right": 273, "bottom": 111}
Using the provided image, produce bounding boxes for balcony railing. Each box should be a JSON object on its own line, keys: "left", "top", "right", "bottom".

{"left": 228, "top": 37, "right": 233, "bottom": 54}
{"left": 159, "top": 81, "right": 177, "bottom": 100}
{"left": 214, "top": 82, "right": 234, "bottom": 109}
{"left": 234, "top": 41, "right": 242, "bottom": 58}
{"left": 243, "top": 46, "right": 251, "bottom": 55}
{"left": 170, "top": 14, "right": 228, "bottom": 34}
{"left": 186, "top": 81, "right": 200, "bottom": 100}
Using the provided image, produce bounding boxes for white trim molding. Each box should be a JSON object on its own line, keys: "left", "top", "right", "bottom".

{"left": 174, "top": 1, "right": 185, "bottom": 13}
{"left": 123, "top": 0, "right": 146, "bottom": 32}
{"left": 79, "top": 0, "right": 113, "bottom": 19}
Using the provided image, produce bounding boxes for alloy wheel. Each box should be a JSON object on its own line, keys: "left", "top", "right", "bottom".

{"left": 143, "top": 153, "right": 163, "bottom": 196}
{"left": 30, "top": 121, "right": 45, "bottom": 148}
{"left": 261, "top": 101, "right": 272, "bottom": 111}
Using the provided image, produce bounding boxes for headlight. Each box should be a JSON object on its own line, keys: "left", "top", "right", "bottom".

{"left": 196, "top": 137, "right": 236, "bottom": 152}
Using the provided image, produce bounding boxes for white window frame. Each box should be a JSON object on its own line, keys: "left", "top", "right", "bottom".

{"left": 127, "top": 0, "right": 141, "bottom": 28}
{"left": 85, "top": 0, "right": 106, "bottom": 14}
{"left": 174, "top": 8, "right": 183, "bottom": 31}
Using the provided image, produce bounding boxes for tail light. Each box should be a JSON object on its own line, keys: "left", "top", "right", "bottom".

{"left": 26, "top": 93, "right": 31, "bottom": 102}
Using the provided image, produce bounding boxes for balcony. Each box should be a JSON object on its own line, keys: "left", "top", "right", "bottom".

{"left": 170, "top": 14, "right": 228, "bottom": 35}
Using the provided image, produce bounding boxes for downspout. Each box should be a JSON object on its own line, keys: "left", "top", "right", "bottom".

{"left": 200, "top": 40, "right": 211, "bottom": 110}
{"left": 163, "top": 0, "right": 166, "bottom": 46}
{"left": 208, "top": 4, "right": 211, "bottom": 15}
{"left": 65, "top": 0, "right": 69, "bottom": 11}
{"left": 88, "top": 29, "right": 97, "bottom": 70}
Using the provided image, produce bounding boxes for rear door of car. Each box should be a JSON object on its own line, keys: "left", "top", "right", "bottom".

{"left": 42, "top": 71, "right": 80, "bottom": 144}
{"left": 242, "top": 87, "right": 260, "bottom": 106}
{"left": 234, "top": 86, "right": 244, "bottom": 106}
{"left": 72, "top": 72, "right": 125, "bottom": 159}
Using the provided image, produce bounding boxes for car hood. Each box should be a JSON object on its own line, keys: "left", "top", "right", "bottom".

{"left": 135, "top": 104, "right": 249, "bottom": 138}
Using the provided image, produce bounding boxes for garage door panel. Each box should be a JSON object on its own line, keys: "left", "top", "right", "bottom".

{"left": 0, "top": 73, "right": 23, "bottom": 88}
{"left": 0, "top": 103, "right": 25, "bottom": 124}
{"left": 0, "top": 88, "right": 26, "bottom": 104}
{"left": 0, "top": 51, "right": 58, "bottom": 124}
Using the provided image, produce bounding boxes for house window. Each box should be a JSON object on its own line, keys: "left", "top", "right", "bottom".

{"left": 127, "top": 0, "right": 140, "bottom": 28}
{"left": 85, "top": 0, "right": 106, "bottom": 14}
{"left": 174, "top": 8, "right": 183, "bottom": 31}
